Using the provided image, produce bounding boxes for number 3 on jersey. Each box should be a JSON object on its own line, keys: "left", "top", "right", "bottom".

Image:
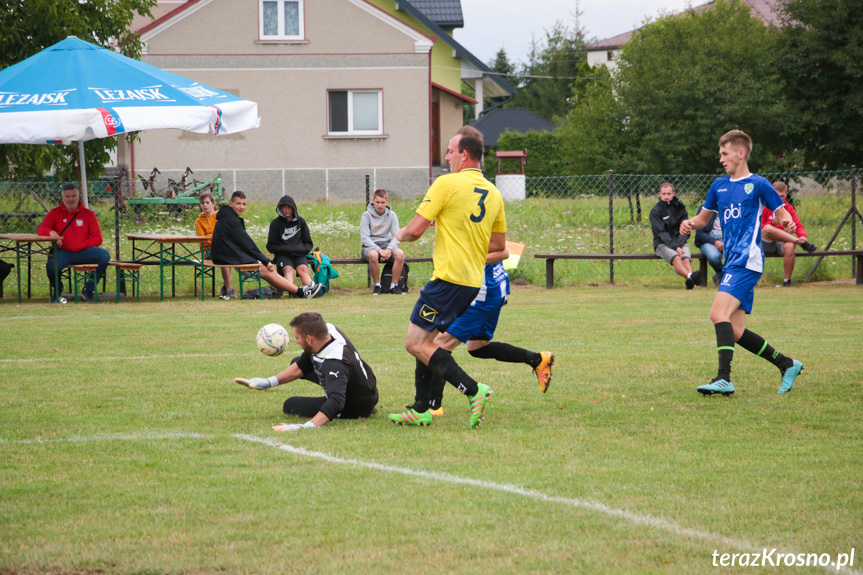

{"left": 470, "top": 187, "right": 488, "bottom": 222}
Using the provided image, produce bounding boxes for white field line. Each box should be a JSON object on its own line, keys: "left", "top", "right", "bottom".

{"left": 237, "top": 434, "right": 862, "bottom": 575}
{"left": 2, "top": 430, "right": 858, "bottom": 574}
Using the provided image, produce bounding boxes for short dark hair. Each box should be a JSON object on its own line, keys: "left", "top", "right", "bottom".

{"left": 61, "top": 183, "right": 78, "bottom": 193}
{"left": 199, "top": 191, "right": 215, "bottom": 204}
{"left": 289, "top": 312, "right": 329, "bottom": 339}
{"left": 230, "top": 190, "right": 247, "bottom": 201}
{"left": 373, "top": 189, "right": 388, "bottom": 200}
{"left": 457, "top": 126, "right": 485, "bottom": 149}
{"left": 457, "top": 135, "right": 484, "bottom": 161}
{"left": 719, "top": 129, "right": 752, "bottom": 159}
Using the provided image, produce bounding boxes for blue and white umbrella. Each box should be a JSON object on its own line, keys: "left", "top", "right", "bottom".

{"left": 0, "top": 36, "right": 260, "bottom": 204}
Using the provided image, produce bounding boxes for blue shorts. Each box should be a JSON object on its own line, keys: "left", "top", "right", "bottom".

{"left": 717, "top": 265, "right": 762, "bottom": 314}
{"left": 410, "top": 279, "right": 480, "bottom": 333}
{"left": 447, "top": 297, "right": 506, "bottom": 343}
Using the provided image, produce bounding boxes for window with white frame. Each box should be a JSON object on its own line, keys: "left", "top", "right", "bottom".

{"left": 260, "top": 0, "right": 304, "bottom": 40}
{"left": 328, "top": 90, "right": 383, "bottom": 135}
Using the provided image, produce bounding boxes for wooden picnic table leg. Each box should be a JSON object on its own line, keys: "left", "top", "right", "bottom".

{"left": 545, "top": 259, "right": 555, "bottom": 290}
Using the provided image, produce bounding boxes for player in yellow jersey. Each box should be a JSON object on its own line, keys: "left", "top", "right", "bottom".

{"left": 389, "top": 129, "right": 506, "bottom": 429}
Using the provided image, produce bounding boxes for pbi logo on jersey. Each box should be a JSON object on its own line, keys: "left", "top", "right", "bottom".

{"left": 721, "top": 273, "right": 733, "bottom": 287}
{"left": 744, "top": 183, "right": 754, "bottom": 195}
{"left": 723, "top": 203, "right": 742, "bottom": 223}
{"left": 418, "top": 304, "right": 438, "bottom": 322}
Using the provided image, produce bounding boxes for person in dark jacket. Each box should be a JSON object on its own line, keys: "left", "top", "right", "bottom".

{"left": 649, "top": 183, "right": 703, "bottom": 289}
{"left": 694, "top": 206, "right": 724, "bottom": 286}
{"left": 211, "top": 191, "right": 322, "bottom": 299}
{"left": 266, "top": 195, "right": 314, "bottom": 292}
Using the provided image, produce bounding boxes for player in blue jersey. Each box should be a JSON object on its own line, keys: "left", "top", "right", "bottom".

{"left": 680, "top": 130, "right": 804, "bottom": 396}
{"left": 419, "top": 245, "right": 554, "bottom": 416}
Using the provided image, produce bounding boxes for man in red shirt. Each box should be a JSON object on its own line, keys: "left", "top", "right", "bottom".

{"left": 761, "top": 181, "right": 817, "bottom": 287}
{"left": 37, "top": 184, "right": 110, "bottom": 302}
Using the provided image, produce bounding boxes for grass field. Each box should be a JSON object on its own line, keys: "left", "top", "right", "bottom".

{"left": 1, "top": 284, "right": 861, "bottom": 574}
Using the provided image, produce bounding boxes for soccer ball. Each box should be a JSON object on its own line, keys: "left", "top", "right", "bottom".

{"left": 256, "top": 323, "right": 289, "bottom": 357}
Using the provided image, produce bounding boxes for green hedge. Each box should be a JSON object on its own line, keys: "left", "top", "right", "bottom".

{"left": 485, "top": 131, "right": 565, "bottom": 177}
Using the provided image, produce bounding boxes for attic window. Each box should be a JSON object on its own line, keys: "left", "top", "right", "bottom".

{"left": 260, "top": 0, "right": 304, "bottom": 40}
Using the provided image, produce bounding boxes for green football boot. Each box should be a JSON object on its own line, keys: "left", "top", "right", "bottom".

{"left": 468, "top": 383, "right": 493, "bottom": 428}
{"left": 388, "top": 408, "right": 432, "bottom": 426}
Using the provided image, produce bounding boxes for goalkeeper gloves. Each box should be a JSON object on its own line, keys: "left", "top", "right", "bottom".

{"left": 272, "top": 421, "right": 317, "bottom": 432}
{"left": 234, "top": 376, "right": 279, "bottom": 390}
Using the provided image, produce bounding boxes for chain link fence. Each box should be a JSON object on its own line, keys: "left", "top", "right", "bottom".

{"left": 1, "top": 168, "right": 859, "bottom": 297}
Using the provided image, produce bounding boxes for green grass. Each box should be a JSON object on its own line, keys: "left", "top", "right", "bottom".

{"left": 1, "top": 285, "right": 861, "bottom": 573}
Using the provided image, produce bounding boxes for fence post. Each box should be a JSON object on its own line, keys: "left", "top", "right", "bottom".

{"left": 608, "top": 170, "right": 614, "bottom": 285}
{"left": 852, "top": 165, "right": 857, "bottom": 278}
{"left": 365, "top": 174, "right": 370, "bottom": 205}
{"left": 114, "top": 182, "right": 120, "bottom": 260}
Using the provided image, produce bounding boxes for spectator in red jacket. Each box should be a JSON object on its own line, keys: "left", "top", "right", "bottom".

{"left": 37, "top": 184, "right": 110, "bottom": 302}
{"left": 761, "top": 181, "right": 817, "bottom": 287}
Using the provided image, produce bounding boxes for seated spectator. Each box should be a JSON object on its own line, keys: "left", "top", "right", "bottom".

{"left": 266, "top": 195, "right": 314, "bottom": 293}
{"left": 194, "top": 191, "right": 234, "bottom": 299}
{"left": 761, "top": 181, "right": 817, "bottom": 287}
{"left": 360, "top": 188, "right": 405, "bottom": 295}
{"left": 211, "top": 191, "right": 322, "bottom": 299}
{"left": 650, "top": 183, "right": 702, "bottom": 289}
{"left": 37, "top": 184, "right": 110, "bottom": 303}
{"left": 694, "top": 205, "right": 724, "bottom": 286}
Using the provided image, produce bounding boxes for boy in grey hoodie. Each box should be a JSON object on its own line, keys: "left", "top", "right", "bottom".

{"left": 360, "top": 189, "right": 405, "bottom": 295}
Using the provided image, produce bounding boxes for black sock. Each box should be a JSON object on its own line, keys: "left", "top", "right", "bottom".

{"left": 468, "top": 341, "right": 541, "bottom": 368}
{"left": 411, "top": 359, "right": 432, "bottom": 413}
{"left": 736, "top": 329, "right": 794, "bottom": 372}
{"left": 428, "top": 373, "right": 445, "bottom": 410}
{"left": 427, "top": 347, "right": 479, "bottom": 397}
{"left": 715, "top": 322, "right": 735, "bottom": 381}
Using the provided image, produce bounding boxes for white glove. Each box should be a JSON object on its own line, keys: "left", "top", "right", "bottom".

{"left": 234, "top": 376, "right": 279, "bottom": 390}
{"left": 272, "top": 421, "right": 317, "bottom": 432}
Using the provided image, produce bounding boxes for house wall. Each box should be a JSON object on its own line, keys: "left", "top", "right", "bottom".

{"left": 131, "top": 0, "right": 434, "bottom": 202}
{"left": 366, "top": 0, "right": 463, "bottom": 93}
{"left": 433, "top": 90, "right": 465, "bottom": 163}
{"left": 586, "top": 49, "right": 620, "bottom": 71}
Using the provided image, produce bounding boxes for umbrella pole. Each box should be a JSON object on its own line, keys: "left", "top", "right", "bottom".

{"left": 77, "top": 140, "right": 89, "bottom": 209}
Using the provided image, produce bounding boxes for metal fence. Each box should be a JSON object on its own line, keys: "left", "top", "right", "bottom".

{"left": 1, "top": 168, "right": 859, "bottom": 294}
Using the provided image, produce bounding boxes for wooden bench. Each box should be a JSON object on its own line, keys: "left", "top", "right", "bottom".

{"left": 201, "top": 261, "right": 262, "bottom": 300}
{"left": 67, "top": 264, "right": 100, "bottom": 303}
{"left": 109, "top": 261, "right": 144, "bottom": 302}
{"left": 330, "top": 257, "right": 433, "bottom": 287}
{"left": 535, "top": 250, "right": 863, "bottom": 289}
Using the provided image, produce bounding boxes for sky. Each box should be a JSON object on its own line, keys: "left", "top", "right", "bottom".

{"left": 454, "top": 0, "right": 696, "bottom": 66}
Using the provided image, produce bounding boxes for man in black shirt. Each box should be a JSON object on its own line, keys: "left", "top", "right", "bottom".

{"left": 235, "top": 312, "right": 378, "bottom": 430}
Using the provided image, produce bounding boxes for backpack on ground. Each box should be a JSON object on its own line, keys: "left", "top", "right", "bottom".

{"left": 381, "top": 259, "right": 409, "bottom": 293}
{"left": 243, "top": 285, "right": 284, "bottom": 299}
{"left": 307, "top": 248, "right": 338, "bottom": 296}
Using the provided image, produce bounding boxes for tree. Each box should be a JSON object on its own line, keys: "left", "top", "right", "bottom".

{"left": 512, "top": 21, "right": 588, "bottom": 124}
{"left": 0, "top": 0, "right": 156, "bottom": 180}
{"left": 561, "top": 0, "right": 797, "bottom": 174}
{"left": 777, "top": 0, "right": 863, "bottom": 168}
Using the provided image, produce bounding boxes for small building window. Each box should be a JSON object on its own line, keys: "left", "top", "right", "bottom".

{"left": 607, "top": 50, "right": 615, "bottom": 61}
{"left": 328, "top": 90, "right": 383, "bottom": 135}
{"left": 260, "top": 0, "right": 304, "bottom": 40}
